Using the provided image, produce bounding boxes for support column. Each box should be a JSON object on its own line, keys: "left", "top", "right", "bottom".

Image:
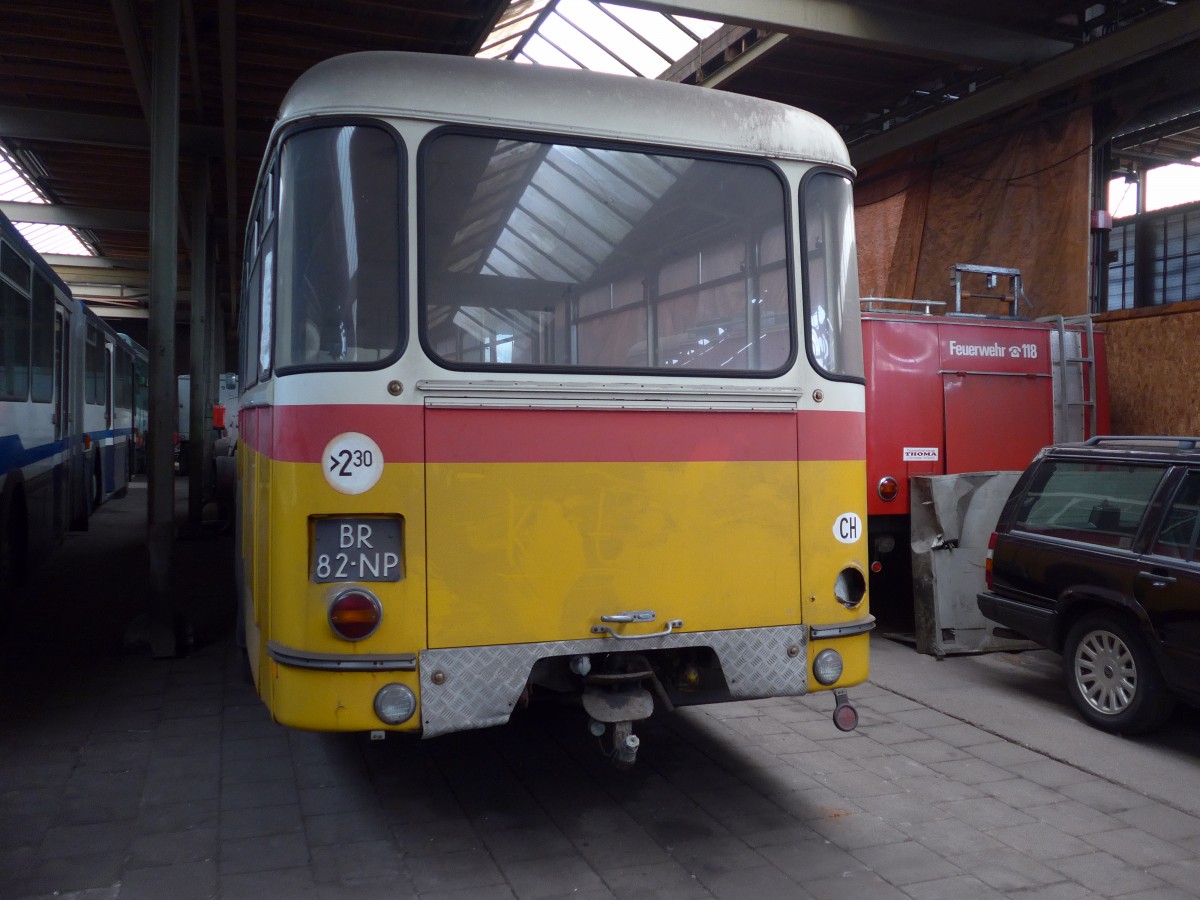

{"left": 146, "top": 0, "right": 181, "bottom": 657}
{"left": 188, "top": 157, "right": 210, "bottom": 526}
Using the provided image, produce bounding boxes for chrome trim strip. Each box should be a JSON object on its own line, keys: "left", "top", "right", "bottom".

{"left": 937, "top": 370, "right": 1051, "bottom": 378}
{"left": 809, "top": 616, "right": 876, "bottom": 640}
{"left": 267, "top": 640, "right": 417, "bottom": 672}
{"left": 416, "top": 379, "right": 802, "bottom": 412}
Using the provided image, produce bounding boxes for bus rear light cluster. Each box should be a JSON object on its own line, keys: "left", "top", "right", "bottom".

{"left": 328, "top": 589, "right": 382, "bottom": 641}
{"left": 877, "top": 476, "right": 899, "bottom": 502}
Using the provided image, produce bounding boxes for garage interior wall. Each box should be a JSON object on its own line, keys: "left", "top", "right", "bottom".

{"left": 854, "top": 101, "right": 1092, "bottom": 320}
{"left": 1097, "top": 302, "right": 1200, "bottom": 435}
{"left": 851, "top": 96, "right": 1200, "bottom": 437}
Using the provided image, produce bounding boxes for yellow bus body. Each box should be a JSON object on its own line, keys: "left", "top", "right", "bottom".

{"left": 235, "top": 52, "right": 871, "bottom": 751}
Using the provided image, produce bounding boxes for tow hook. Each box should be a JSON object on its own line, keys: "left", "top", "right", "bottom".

{"left": 587, "top": 718, "right": 641, "bottom": 769}
{"left": 581, "top": 652, "right": 666, "bottom": 768}
{"left": 612, "top": 721, "right": 640, "bottom": 768}
{"left": 832, "top": 688, "right": 859, "bottom": 732}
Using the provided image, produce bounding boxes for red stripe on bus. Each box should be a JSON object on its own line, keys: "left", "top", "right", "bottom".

{"left": 800, "top": 410, "right": 864, "bottom": 462}
{"left": 240, "top": 404, "right": 864, "bottom": 464}
{"left": 426, "top": 408, "right": 798, "bottom": 463}
{"left": 240, "top": 404, "right": 424, "bottom": 463}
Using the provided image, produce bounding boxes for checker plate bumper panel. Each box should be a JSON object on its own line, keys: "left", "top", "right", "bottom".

{"left": 418, "top": 625, "right": 808, "bottom": 738}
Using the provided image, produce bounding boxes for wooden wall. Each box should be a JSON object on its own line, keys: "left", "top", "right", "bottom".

{"left": 854, "top": 102, "right": 1093, "bottom": 319}
{"left": 1098, "top": 300, "right": 1200, "bottom": 435}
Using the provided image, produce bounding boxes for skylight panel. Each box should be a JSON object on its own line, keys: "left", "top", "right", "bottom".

{"left": 479, "top": 0, "right": 723, "bottom": 79}
{"left": 477, "top": 0, "right": 550, "bottom": 59}
{"left": 555, "top": 0, "right": 671, "bottom": 77}
{"left": 598, "top": 4, "right": 712, "bottom": 58}
{"left": 538, "top": 11, "right": 631, "bottom": 75}
{"left": 521, "top": 34, "right": 582, "bottom": 69}
{"left": 0, "top": 149, "right": 94, "bottom": 258}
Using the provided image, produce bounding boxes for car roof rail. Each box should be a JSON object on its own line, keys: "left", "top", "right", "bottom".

{"left": 1081, "top": 435, "right": 1200, "bottom": 450}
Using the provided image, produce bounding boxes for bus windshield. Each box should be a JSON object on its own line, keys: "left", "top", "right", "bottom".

{"left": 421, "top": 133, "right": 792, "bottom": 375}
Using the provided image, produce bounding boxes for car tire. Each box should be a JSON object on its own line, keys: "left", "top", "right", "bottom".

{"left": 1062, "top": 612, "right": 1174, "bottom": 735}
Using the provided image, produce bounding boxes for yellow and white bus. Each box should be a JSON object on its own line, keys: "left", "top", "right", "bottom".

{"left": 236, "top": 51, "right": 871, "bottom": 765}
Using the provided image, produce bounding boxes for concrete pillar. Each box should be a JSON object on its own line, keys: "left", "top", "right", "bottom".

{"left": 188, "top": 157, "right": 210, "bottom": 526}
{"left": 146, "top": 0, "right": 181, "bottom": 657}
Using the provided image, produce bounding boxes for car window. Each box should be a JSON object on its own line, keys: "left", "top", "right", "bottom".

{"left": 1151, "top": 470, "right": 1200, "bottom": 561}
{"left": 1014, "top": 461, "right": 1166, "bottom": 549}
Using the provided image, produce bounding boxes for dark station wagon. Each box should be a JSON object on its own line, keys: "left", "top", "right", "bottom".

{"left": 978, "top": 437, "right": 1200, "bottom": 734}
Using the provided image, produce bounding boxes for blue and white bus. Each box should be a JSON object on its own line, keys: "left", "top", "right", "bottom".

{"left": 0, "top": 211, "right": 145, "bottom": 593}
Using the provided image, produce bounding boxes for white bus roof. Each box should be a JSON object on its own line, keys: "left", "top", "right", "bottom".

{"left": 276, "top": 51, "right": 853, "bottom": 171}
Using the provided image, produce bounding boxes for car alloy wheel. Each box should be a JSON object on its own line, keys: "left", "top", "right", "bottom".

{"left": 1062, "top": 612, "right": 1174, "bottom": 735}
{"left": 1072, "top": 627, "right": 1135, "bottom": 716}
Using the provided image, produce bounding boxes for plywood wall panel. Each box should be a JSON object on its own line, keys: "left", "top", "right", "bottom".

{"left": 1101, "top": 301, "right": 1200, "bottom": 435}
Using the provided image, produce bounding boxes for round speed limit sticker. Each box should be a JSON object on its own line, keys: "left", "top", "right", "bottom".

{"left": 322, "top": 432, "right": 383, "bottom": 495}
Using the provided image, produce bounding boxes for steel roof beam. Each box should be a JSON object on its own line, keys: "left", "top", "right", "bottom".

{"left": 0, "top": 107, "right": 265, "bottom": 159}
{"left": 849, "top": 2, "right": 1200, "bottom": 166}
{"left": 696, "top": 32, "right": 789, "bottom": 88}
{"left": 48, "top": 268, "right": 149, "bottom": 288}
{"left": 43, "top": 253, "right": 148, "bottom": 270}
{"left": 625, "top": 0, "right": 1072, "bottom": 67}
{"left": 1, "top": 200, "right": 147, "bottom": 231}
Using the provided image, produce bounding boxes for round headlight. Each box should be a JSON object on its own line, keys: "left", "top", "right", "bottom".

{"left": 834, "top": 567, "right": 867, "bottom": 609}
{"left": 374, "top": 683, "right": 416, "bottom": 725}
{"left": 813, "top": 649, "right": 844, "bottom": 686}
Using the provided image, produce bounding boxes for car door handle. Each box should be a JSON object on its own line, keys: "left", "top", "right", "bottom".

{"left": 1137, "top": 570, "right": 1176, "bottom": 589}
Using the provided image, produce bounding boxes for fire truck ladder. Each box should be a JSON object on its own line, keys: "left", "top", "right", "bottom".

{"left": 1039, "top": 314, "right": 1099, "bottom": 442}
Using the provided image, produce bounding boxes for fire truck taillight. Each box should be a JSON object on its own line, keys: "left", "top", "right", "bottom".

{"left": 329, "top": 589, "right": 382, "bottom": 641}
{"left": 985, "top": 533, "right": 997, "bottom": 590}
{"left": 877, "top": 476, "right": 899, "bottom": 502}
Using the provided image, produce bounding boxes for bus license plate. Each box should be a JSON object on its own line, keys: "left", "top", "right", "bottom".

{"left": 312, "top": 518, "right": 403, "bottom": 583}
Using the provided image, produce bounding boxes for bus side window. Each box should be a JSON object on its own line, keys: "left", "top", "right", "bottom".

{"left": 0, "top": 281, "right": 30, "bottom": 400}
{"left": 277, "top": 124, "right": 401, "bottom": 371}
{"left": 31, "top": 273, "right": 54, "bottom": 402}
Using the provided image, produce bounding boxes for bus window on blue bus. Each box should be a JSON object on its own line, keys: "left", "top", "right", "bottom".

{"left": 85, "top": 324, "right": 104, "bottom": 406}
{"left": 31, "top": 273, "right": 54, "bottom": 403}
{"left": 802, "top": 171, "right": 863, "bottom": 381}
{"left": 274, "top": 124, "right": 402, "bottom": 372}
{"left": 421, "top": 134, "right": 791, "bottom": 375}
{"left": 0, "top": 280, "right": 30, "bottom": 401}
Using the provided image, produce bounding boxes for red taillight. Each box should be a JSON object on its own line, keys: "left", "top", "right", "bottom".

{"left": 328, "top": 590, "right": 382, "bottom": 641}
{"left": 985, "top": 532, "right": 997, "bottom": 590}
{"left": 877, "top": 476, "right": 899, "bottom": 502}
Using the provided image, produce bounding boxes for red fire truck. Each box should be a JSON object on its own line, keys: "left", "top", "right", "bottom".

{"left": 862, "top": 266, "right": 1110, "bottom": 632}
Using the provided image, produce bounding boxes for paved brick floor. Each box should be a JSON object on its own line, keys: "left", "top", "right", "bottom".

{"left": 2, "top": 482, "right": 1200, "bottom": 898}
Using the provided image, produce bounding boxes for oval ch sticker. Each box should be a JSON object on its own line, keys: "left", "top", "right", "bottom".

{"left": 322, "top": 432, "right": 384, "bottom": 495}
{"left": 833, "top": 512, "right": 862, "bottom": 544}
